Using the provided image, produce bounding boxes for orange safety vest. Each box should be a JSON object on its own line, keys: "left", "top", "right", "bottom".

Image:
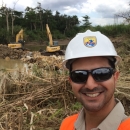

{"left": 60, "top": 114, "right": 130, "bottom": 130}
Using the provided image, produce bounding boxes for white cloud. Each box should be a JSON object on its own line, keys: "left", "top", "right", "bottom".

{"left": 63, "top": 6, "right": 79, "bottom": 14}
{"left": 1, "top": 0, "right": 36, "bottom": 9}
{"left": 90, "top": 17, "right": 125, "bottom": 26}
{"left": 0, "top": 0, "right": 130, "bottom": 26}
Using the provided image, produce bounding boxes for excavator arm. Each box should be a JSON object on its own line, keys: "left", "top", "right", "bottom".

{"left": 46, "top": 24, "right": 53, "bottom": 46}
{"left": 16, "top": 29, "right": 24, "bottom": 43}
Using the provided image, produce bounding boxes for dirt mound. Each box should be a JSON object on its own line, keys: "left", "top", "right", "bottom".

{"left": 0, "top": 44, "right": 41, "bottom": 60}
{"left": 0, "top": 44, "right": 25, "bottom": 59}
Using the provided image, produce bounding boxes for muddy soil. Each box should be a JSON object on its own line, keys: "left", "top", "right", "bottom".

{"left": 0, "top": 39, "right": 71, "bottom": 60}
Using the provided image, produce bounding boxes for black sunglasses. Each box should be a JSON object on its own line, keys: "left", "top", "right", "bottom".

{"left": 70, "top": 67, "right": 116, "bottom": 84}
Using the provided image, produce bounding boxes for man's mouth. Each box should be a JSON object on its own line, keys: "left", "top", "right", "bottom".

{"left": 85, "top": 93, "right": 100, "bottom": 97}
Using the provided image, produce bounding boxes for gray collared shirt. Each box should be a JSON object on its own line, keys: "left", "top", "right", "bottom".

{"left": 74, "top": 99, "right": 127, "bottom": 130}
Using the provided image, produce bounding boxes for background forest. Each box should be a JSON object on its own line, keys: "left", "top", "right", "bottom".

{"left": 0, "top": 2, "right": 90, "bottom": 44}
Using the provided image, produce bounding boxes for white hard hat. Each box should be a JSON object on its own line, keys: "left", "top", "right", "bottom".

{"left": 63, "top": 30, "right": 121, "bottom": 69}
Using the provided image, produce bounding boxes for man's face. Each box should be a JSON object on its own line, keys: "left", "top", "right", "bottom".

{"left": 69, "top": 56, "right": 119, "bottom": 112}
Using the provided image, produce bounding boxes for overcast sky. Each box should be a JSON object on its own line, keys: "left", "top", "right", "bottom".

{"left": 1, "top": 0, "right": 130, "bottom": 26}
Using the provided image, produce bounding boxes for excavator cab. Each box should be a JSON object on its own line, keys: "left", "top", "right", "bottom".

{"left": 53, "top": 41, "right": 58, "bottom": 46}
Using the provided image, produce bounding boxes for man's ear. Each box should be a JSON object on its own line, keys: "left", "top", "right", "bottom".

{"left": 68, "top": 77, "right": 72, "bottom": 84}
{"left": 114, "top": 71, "right": 120, "bottom": 82}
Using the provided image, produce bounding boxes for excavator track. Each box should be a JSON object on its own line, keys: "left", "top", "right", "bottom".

{"left": 40, "top": 50, "right": 65, "bottom": 56}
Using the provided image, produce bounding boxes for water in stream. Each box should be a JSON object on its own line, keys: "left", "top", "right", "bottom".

{"left": 0, "top": 58, "right": 28, "bottom": 72}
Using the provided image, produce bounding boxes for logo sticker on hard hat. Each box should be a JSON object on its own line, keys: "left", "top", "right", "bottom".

{"left": 83, "top": 36, "right": 97, "bottom": 48}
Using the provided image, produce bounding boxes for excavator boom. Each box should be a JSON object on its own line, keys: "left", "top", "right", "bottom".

{"left": 46, "top": 24, "right": 53, "bottom": 46}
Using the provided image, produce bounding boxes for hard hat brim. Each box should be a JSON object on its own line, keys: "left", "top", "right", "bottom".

{"left": 62, "top": 55, "right": 121, "bottom": 70}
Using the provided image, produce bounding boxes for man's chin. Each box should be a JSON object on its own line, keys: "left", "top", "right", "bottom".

{"left": 83, "top": 103, "right": 104, "bottom": 112}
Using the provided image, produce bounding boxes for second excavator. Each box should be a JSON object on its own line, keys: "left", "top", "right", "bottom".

{"left": 41, "top": 24, "right": 64, "bottom": 56}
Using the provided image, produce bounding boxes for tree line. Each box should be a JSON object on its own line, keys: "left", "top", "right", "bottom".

{"left": 0, "top": 2, "right": 91, "bottom": 44}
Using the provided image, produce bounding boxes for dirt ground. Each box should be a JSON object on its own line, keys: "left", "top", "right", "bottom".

{"left": 25, "top": 39, "right": 71, "bottom": 45}
{"left": 57, "top": 39, "right": 71, "bottom": 45}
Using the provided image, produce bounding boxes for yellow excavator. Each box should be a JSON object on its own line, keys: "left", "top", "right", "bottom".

{"left": 41, "top": 24, "right": 64, "bottom": 56}
{"left": 8, "top": 29, "right": 25, "bottom": 50}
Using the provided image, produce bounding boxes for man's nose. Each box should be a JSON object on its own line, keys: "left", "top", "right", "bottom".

{"left": 84, "top": 74, "right": 98, "bottom": 90}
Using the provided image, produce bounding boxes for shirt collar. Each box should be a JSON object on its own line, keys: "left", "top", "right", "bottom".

{"left": 98, "top": 99, "right": 126, "bottom": 130}
{"left": 75, "top": 108, "right": 85, "bottom": 129}
{"left": 74, "top": 99, "right": 127, "bottom": 130}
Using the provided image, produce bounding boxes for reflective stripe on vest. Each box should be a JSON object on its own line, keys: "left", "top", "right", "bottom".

{"left": 60, "top": 114, "right": 130, "bottom": 130}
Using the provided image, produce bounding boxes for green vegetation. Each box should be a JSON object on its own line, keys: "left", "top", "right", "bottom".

{"left": 0, "top": 3, "right": 91, "bottom": 44}
{"left": 89, "top": 24, "right": 130, "bottom": 37}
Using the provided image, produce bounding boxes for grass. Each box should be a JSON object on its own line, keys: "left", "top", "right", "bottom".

{"left": 89, "top": 24, "right": 130, "bottom": 37}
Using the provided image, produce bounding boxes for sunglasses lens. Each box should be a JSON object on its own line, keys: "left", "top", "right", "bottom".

{"left": 92, "top": 68, "right": 113, "bottom": 81}
{"left": 70, "top": 68, "right": 114, "bottom": 83}
{"left": 70, "top": 71, "right": 88, "bottom": 83}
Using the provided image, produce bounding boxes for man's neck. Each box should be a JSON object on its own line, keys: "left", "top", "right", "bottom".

{"left": 84, "top": 99, "right": 116, "bottom": 130}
